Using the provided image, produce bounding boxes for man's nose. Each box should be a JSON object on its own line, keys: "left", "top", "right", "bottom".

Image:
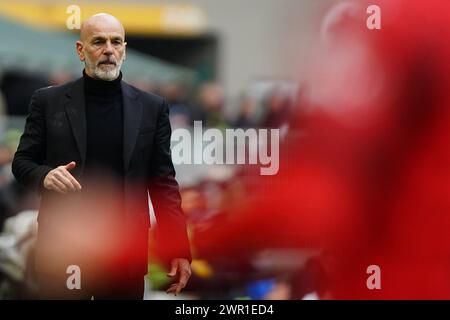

{"left": 104, "top": 41, "right": 114, "bottom": 55}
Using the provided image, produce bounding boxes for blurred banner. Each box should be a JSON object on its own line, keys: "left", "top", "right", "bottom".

{"left": 0, "top": 2, "right": 207, "bottom": 36}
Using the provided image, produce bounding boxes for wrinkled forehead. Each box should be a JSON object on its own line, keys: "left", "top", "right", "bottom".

{"left": 82, "top": 18, "right": 125, "bottom": 41}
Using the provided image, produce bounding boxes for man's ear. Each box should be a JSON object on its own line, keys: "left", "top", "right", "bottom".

{"left": 123, "top": 42, "right": 127, "bottom": 61}
{"left": 76, "top": 40, "right": 85, "bottom": 62}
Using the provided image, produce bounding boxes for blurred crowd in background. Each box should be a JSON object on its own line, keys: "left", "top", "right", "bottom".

{"left": 1, "top": 0, "right": 450, "bottom": 300}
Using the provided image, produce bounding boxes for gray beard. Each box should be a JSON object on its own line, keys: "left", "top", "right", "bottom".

{"left": 85, "top": 58, "right": 124, "bottom": 81}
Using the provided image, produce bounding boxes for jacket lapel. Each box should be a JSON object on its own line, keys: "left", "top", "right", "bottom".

{"left": 122, "top": 81, "right": 143, "bottom": 172}
{"left": 64, "top": 77, "right": 87, "bottom": 168}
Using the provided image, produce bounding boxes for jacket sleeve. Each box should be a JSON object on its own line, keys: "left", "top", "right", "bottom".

{"left": 148, "top": 98, "right": 192, "bottom": 266}
{"left": 12, "top": 89, "right": 53, "bottom": 194}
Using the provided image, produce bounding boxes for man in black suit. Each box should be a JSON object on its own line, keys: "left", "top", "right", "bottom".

{"left": 11, "top": 13, "right": 191, "bottom": 299}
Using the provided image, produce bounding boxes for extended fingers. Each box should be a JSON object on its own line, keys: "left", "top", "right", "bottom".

{"left": 50, "top": 174, "right": 68, "bottom": 194}
{"left": 54, "top": 170, "right": 76, "bottom": 191}
{"left": 60, "top": 168, "right": 82, "bottom": 191}
{"left": 44, "top": 165, "right": 82, "bottom": 194}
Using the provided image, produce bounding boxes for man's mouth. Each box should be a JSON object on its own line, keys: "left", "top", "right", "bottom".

{"left": 99, "top": 61, "right": 116, "bottom": 66}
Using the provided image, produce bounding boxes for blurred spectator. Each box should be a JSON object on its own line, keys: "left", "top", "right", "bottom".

{"left": 130, "top": 79, "right": 159, "bottom": 95}
{"left": 160, "top": 82, "right": 193, "bottom": 128}
{"left": 194, "top": 82, "right": 229, "bottom": 128}
{"left": 49, "top": 71, "right": 75, "bottom": 86}
{"left": 233, "top": 93, "right": 258, "bottom": 129}
{"left": 0, "top": 210, "right": 39, "bottom": 299}
{"left": 262, "top": 88, "right": 292, "bottom": 129}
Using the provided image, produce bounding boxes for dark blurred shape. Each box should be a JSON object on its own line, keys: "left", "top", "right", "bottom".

{"left": 0, "top": 180, "right": 39, "bottom": 231}
{"left": 0, "top": 70, "right": 50, "bottom": 116}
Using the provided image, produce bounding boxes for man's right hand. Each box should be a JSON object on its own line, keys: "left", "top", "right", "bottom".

{"left": 43, "top": 161, "right": 82, "bottom": 194}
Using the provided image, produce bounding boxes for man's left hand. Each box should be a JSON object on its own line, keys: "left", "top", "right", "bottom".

{"left": 166, "top": 258, "right": 192, "bottom": 296}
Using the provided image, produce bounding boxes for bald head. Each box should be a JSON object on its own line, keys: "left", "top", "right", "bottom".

{"left": 76, "top": 13, "right": 126, "bottom": 81}
{"left": 80, "top": 13, "right": 125, "bottom": 42}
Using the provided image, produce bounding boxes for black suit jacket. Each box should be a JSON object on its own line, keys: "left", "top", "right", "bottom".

{"left": 12, "top": 77, "right": 191, "bottom": 276}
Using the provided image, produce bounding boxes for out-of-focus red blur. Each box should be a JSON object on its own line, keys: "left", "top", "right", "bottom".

{"left": 192, "top": 0, "right": 450, "bottom": 299}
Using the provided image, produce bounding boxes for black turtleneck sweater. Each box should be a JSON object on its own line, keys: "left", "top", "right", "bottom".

{"left": 83, "top": 70, "right": 124, "bottom": 185}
